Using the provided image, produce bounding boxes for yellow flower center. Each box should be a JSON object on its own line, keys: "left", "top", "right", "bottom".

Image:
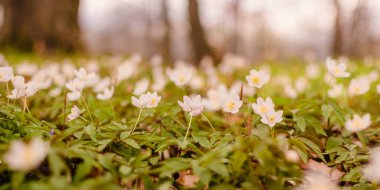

{"left": 269, "top": 115, "right": 275, "bottom": 123}
{"left": 227, "top": 102, "right": 235, "bottom": 109}
{"left": 334, "top": 68, "right": 341, "bottom": 75}
{"left": 252, "top": 76, "right": 260, "bottom": 84}
{"left": 23, "top": 148, "right": 35, "bottom": 166}
{"left": 151, "top": 98, "right": 156, "bottom": 105}
{"left": 259, "top": 106, "right": 268, "bottom": 113}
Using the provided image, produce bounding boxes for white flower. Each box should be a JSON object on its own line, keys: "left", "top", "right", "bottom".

{"left": 222, "top": 94, "right": 243, "bottom": 114}
{"left": 284, "top": 85, "right": 298, "bottom": 99}
{"left": 48, "top": 88, "right": 62, "bottom": 97}
{"left": 229, "top": 81, "right": 256, "bottom": 96}
{"left": 348, "top": 76, "right": 370, "bottom": 96}
{"left": 296, "top": 171, "right": 339, "bottom": 190}
{"left": 218, "top": 53, "right": 246, "bottom": 74}
{"left": 245, "top": 69, "right": 270, "bottom": 88}
{"left": 325, "top": 57, "right": 350, "bottom": 78}
{"left": 7, "top": 80, "right": 39, "bottom": 99}
{"left": 96, "top": 87, "right": 114, "bottom": 100}
{"left": 68, "top": 105, "right": 81, "bottom": 121}
{"left": 345, "top": 114, "right": 371, "bottom": 132}
{"left": 132, "top": 92, "right": 161, "bottom": 108}
{"left": 285, "top": 150, "right": 300, "bottom": 163}
{"left": 16, "top": 62, "right": 38, "bottom": 76}
{"left": 328, "top": 83, "right": 343, "bottom": 98}
{"left": 166, "top": 64, "right": 193, "bottom": 87}
{"left": 133, "top": 79, "right": 149, "bottom": 95}
{"left": 260, "top": 110, "right": 283, "bottom": 127}
{"left": 93, "top": 77, "right": 111, "bottom": 93}
{"left": 305, "top": 63, "right": 320, "bottom": 79}
{"left": 203, "top": 84, "right": 229, "bottom": 111}
{"left": 0, "top": 67, "right": 13, "bottom": 82}
{"left": 189, "top": 75, "right": 205, "bottom": 90}
{"left": 65, "top": 78, "right": 85, "bottom": 92}
{"left": 23, "top": 81, "right": 39, "bottom": 97}
{"left": 67, "top": 90, "right": 81, "bottom": 101}
{"left": 74, "top": 68, "right": 99, "bottom": 87}
{"left": 74, "top": 68, "right": 90, "bottom": 81}
{"left": 178, "top": 95, "right": 204, "bottom": 116}
{"left": 7, "top": 89, "right": 23, "bottom": 99}
{"left": 252, "top": 97, "right": 275, "bottom": 116}
{"left": 4, "top": 138, "right": 49, "bottom": 171}
{"left": 295, "top": 77, "right": 309, "bottom": 92}
{"left": 145, "top": 92, "right": 161, "bottom": 108}
{"left": 12, "top": 76, "right": 26, "bottom": 90}
{"left": 363, "top": 148, "right": 380, "bottom": 182}
{"left": 377, "top": 84, "right": 380, "bottom": 94}
{"left": 115, "top": 60, "right": 137, "bottom": 83}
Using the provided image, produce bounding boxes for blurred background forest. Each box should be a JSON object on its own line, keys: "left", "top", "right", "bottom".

{"left": 0, "top": 0, "right": 380, "bottom": 64}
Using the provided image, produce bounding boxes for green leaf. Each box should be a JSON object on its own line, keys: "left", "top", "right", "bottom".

{"left": 321, "top": 104, "right": 333, "bottom": 121}
{"left": 122, "top": 138, "right": 140, "bottom": 149}
{"left": 73, "top": 158, "right": 93, "bottom": 182}
{"left": 296, "top": 137, "right": 326, "bottom": 162}
{"left": 295, "top": 117, "right": 306, "bottom": 132}
{"left": 208, "top": 162, "right": 230, "bottom": 178}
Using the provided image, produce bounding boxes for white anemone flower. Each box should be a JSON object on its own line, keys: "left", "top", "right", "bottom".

{"left": 245, "top": 69, "right": 270, "bottom": 88}
{"left": 4, "top": 138, "right": 49, "bottom": 171}
{"left": 348, "top": 76, "right": 370, "bottom": 96}
{"left": 363, "top": 148, "right": 380, "bottom": 183}
{"left": 96, "top": 87, "right": 114, "bottom": 100}
{"left": 345, "top": 114, "right": 371, "bottom": 132}
{"left": 67, "top": 90, "right": 81, "bottom": 101}
{"left": 260, "top": 110, "right": 283, "bottom": 128}
{"left": 252, "top": 97, "right": 275, "bottom": 116}
{"left": 328, "top": 83, "right": 344, "bottom": 98}
{"left": 0, "top": 67, "right": 13, "bottom": 82}
{"left": 178, "top": 95, "right": 204, "bottom": 116}
{"left": 133, "top": 79, "right": 149, "bottom": 95}
{"left": 68, "top": 105, "right": 81, "bottom": 121}
{"left": 325, "top": 57, "right": 350, "bottom": 78}
{"left": 65, "top": 78, "right": 85, "bottom": 92}
{"left": 131, "top": 91, "right": 161, "bottom": 108}
{"left": 222, "top": 94, "right": 243, "bottom": 114}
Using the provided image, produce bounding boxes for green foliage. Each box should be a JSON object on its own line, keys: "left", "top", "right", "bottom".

{"left": 0, "top": 57, "right": 378, "bottom": 189}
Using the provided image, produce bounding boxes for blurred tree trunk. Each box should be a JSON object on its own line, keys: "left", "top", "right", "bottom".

{"left": 349, "top": 0, "right": 369, "bottom": 57}
{"left": 0, "top": 0, "right": 80, "bottom": 53}
{"left": 332, "top": 0, "right": 344, "bottom": 56}
{"left": 231, "top": 0, "right": 240, "bottom": 54}
{"left": 188, "top": 0, "right": 217, "bottom": 65}
{"left": 161, "top": 0, "right": 171, "bottom": 61}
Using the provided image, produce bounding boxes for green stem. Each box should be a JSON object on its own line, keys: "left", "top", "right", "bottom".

{"left": 132, "top": 108, "right": 143, "bottom": 133}
{"left": 201, "top": 113, "right": 215, "bottom": 131}
{"left": 81, "top": 95, "right": 93, "bottom": 122}
{"left": 183, "top": 115, "right": 193, "bottom": 143}
{"left": 109, "top": 100, "right": 116, "bottom": 119}
{"left": 79, "top": 115, "right": 89, "bottom": 122}
{"left": 324, "top": 77, "right": 333, "bottom": 101}
{"left": 23, "top": 97, "right": 30, "bottom": 114}
{"left": 6, "top": 82, "right": 9, "bottom": 105}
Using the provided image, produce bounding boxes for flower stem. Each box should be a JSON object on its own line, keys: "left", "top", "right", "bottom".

{"left": 201, "top": 113, "right": 215, "bottom": 132}
{"left": 79, "top": 115, "right": 89, "bottom": 122}
{"left": 183, "top": 115, "right": 193, "bottom": 143}
{"left": 5, "top": 82, "right": 9, "bottom": 105}
{"left": 132, "top": 108, "right": 143, "bottom": 133}
{"left": 81, "top": 95, "right": 93, "bottom": 122}
{"left": 23, "top": 97, "right": 30, "bottom": 114}
{"left": 324, "top": 77, "right": 332, "bottom": 101}
{"left": 109, "top": 100, "right": 116, "bottom": 119}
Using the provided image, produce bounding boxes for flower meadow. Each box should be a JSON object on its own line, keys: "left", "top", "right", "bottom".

{"left": 0, "top": 54, "right": 380, "bottom": 190}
